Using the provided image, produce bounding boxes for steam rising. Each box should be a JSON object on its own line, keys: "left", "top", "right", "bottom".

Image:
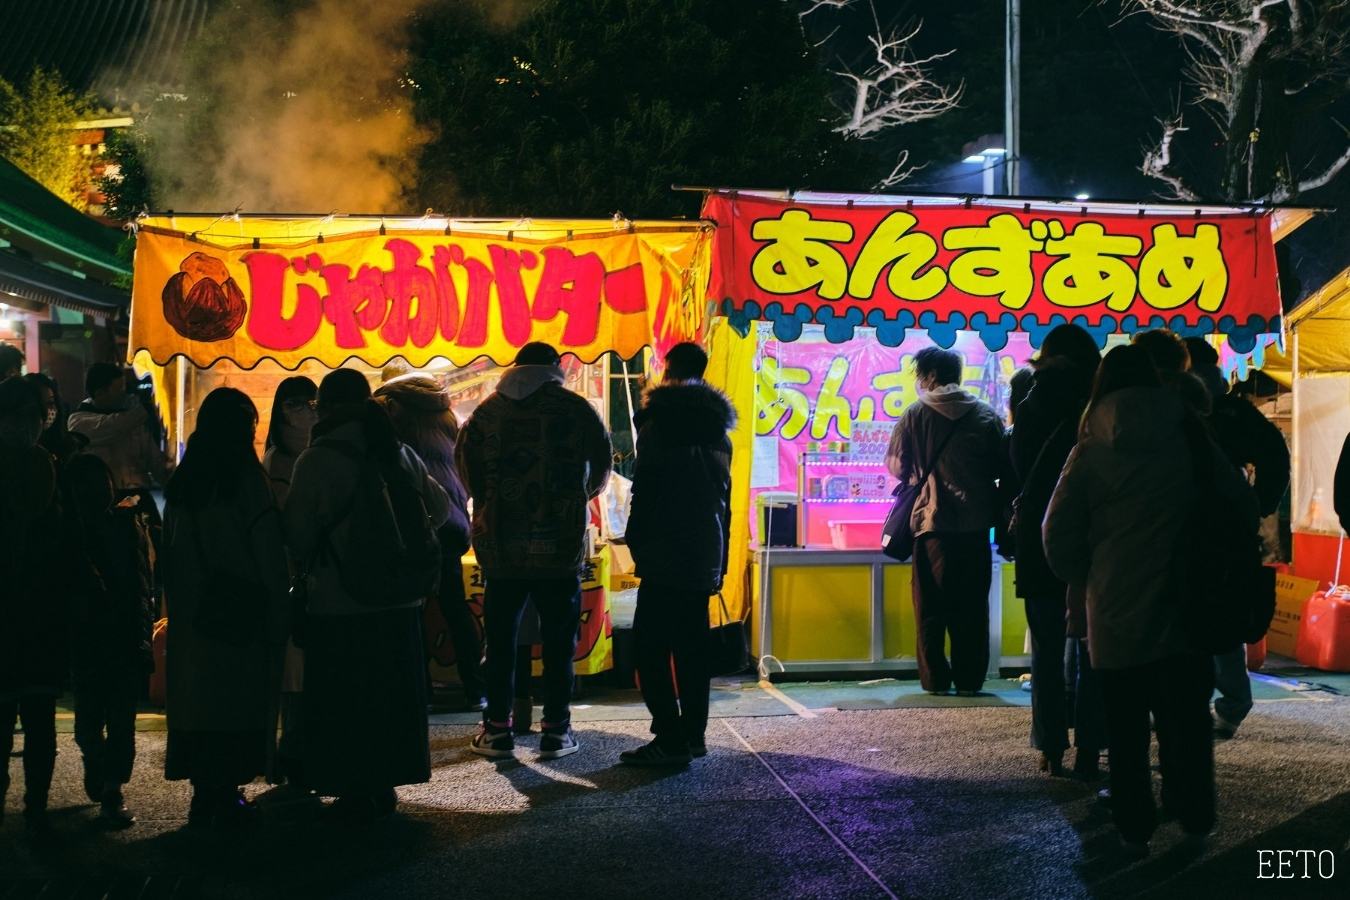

{"left": 145, "top": 0, "right": 436, "bottom": 213}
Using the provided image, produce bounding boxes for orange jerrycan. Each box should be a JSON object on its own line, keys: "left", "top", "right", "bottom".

{"left": 1295, "top": 588, "right": 1350, "bottom": 672}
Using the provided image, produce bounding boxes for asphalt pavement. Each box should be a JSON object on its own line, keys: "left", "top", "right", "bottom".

{"left": 1, "top": 674, "right": 1347, "bottom": 900}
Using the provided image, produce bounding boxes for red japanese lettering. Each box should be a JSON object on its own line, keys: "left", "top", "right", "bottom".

{"left": 319, "top": 263, "right": 387, "bottom": 349}
{"left": 241, "top": 251, "right": 322, "bottom": 351}
{"left": 379, "top": 239, "right": 439, "bottom": 348}
{"left": 487, "top": 245, "right": 538, "bottom": 348}
{"left": 533, "top": 247, "right": 605, "bottom": 346}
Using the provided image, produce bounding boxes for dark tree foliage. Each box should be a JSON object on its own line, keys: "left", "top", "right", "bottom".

{"left": 409, "top": 0, "right": 880, "bottom": 218}
{"left": 98, "top": 127, "right": 154, "bottom": 219}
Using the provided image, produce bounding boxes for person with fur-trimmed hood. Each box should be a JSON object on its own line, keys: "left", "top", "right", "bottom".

{"left": 620, "top": 343, "right": 735, "bottom": 767}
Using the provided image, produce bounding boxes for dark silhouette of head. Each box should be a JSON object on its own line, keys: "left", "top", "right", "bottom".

{"left": 0, "top": 375, "right": 44, "bottom": 447}
{"left": 664, "top": 342, "right": 708, "bottom": 381}
{"left": 1087, "top": 344, "right": 1162, "bottom": 415}
{"left": 166, "top": 387, "right": 260, "bottom": 508}
{"left": 85, "top": 362, "right": 126, "bottom": 405}
{"left": 0, "top": 343, "right": 23, "bottom": 380}
{"left": 1035, "top": 324, "right": 1101, "bottom": 373}
{"left": 515, "top": 342, "right": 560, "bottom": 366}
{"left": 65, "top": 453, "right": 116, "bottom": 515}
{"left": 913, "top": 346, "right": 963, "bottom": 389}
{"left": 317, "top": 368, "right": 372, "bottom": 419}
{"left": 1009, "top": 367, "right": 1035, "bottom": 424}
{"left": 1132, "top": 329, "right": 1190, "bottom": 374}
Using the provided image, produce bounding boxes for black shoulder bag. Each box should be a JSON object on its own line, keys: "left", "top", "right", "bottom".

{"left": 881, "top": 411, "right": 970, "bottom": 562}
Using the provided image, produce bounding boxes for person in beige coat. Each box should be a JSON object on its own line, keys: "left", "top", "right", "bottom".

{"left": 162, "top": 388, "right": 289, "bottom": 829}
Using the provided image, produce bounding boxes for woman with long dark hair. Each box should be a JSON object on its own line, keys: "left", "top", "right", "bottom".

{"left": 374, "top": 374, "right": 482, "bottom": 711}
{"left": 162, "top": 388, "right": 289, "bottom": 828}
{"left": 1007, "top": 324, "right": 1102, "bottom": 778}
{"left": 286, "top": 369, "right": 449, "bottom": 819}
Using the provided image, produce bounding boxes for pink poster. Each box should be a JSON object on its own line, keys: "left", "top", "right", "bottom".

{"left": 753, "top": 328, "right": 1035, "bottom": 547}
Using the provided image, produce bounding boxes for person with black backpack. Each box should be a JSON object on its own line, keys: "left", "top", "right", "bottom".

{"left": 1044, "top": 344, "right": 1259, "bottom": 858}
{"left": 1008, "top": 324, "right": 1103, "bottom": 779}
{"left": 285, "top": 369, "right": 450, "bottom": 820}
{"left": 620, "top": 342, "right": 734, "bottom": 767}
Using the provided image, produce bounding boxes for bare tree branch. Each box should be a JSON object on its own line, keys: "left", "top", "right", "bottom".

{"left": 874, "top": 150, "right": 925, "bottom": 190}
{"left": 1142, "top": 117, "right": 1201, "bottom": 199}
{"left": 797, "top": 0, "right": 856, "bottom": 17}
{"left": 1269, "top": 142, "right": 1350, "bottom": 201}
{"left": 833, "top": 20, "right": 962, "bottom": 138}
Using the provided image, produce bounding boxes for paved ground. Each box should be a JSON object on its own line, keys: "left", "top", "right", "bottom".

{"left": 2, "top": 672, "right": 1348, "bottom": 900}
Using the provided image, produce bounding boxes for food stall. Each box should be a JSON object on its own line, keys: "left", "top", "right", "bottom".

{"left": 127, "top": 213, "right": 713, "bottom": 681}
{"left": 698, "top": 189, "right": 1306, "bottom": 678}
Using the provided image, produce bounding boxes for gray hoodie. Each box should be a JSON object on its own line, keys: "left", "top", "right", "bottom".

{"left": 886, "top": 385, "right": 1006, "bottom": 537}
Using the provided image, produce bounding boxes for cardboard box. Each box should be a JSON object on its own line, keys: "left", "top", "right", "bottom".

{"left": 1270, "top": 573, "right": 1320, "bottom": 657}
{"left": 606, "top": 542, "right": 640, "bottom": 592}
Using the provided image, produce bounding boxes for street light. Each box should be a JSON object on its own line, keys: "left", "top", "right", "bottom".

{"left": 960, "top": 137, "right": 1006, "bottom": 195}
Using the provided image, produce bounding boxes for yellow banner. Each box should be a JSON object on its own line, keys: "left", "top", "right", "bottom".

{"left": 130, "top": 219, "right": 708, "bottom": 369}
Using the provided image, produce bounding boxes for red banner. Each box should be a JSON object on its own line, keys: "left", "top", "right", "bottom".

{"left": 703, "top": 194, "right": 1281, "bottom": 351}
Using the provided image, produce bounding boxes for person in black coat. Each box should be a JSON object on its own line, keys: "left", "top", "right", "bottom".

{"left": 1009, "top": 324, "right": 1101, "bottom": 778}
{"left": 64, "top": 453, "right": 154, "bottom": 828}
{"left": 621, "top": 343, "right": 734, "bottom": 767}
{"left": 1337, "top": 435, "right": 1350, "bottom": 536}
{"left": 1184, "top": 337, "right": 1290, "bottom": 739}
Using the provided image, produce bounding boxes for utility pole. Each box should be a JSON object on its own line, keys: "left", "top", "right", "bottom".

{"left": 1005, "top": 0, "right": 1021, "bottom": 196}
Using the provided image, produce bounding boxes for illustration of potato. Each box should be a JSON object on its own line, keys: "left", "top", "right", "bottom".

{"left": 162, "top": 251, "right": 247, "bottom": 341}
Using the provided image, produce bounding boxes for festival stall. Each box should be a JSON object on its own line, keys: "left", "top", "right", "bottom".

{"left": 698, "top": 189, "right": 1304, "bottom": 678}
{"left": 1248, "top": 266, "right": 1350, "bottom": 659}
{"left": 128, "top": 213, "right": 713, "bottom": 681}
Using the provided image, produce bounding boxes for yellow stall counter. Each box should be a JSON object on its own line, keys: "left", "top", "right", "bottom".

{"left": 751, "top": 548, "right": 1029, "bottom": 677}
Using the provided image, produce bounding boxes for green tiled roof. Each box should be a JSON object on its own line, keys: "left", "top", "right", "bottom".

{"left": 0, "top": 155, "right": 129, "bottom": 278}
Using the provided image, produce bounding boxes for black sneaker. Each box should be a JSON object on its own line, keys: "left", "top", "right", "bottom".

{"left": 99, "top": 789, "right": 136, "bottom": 829}
{"left": 619, "top": 740, "right": 692, "bottom": 767}
{"left": 538, "top": 726, "right": 580, "bottom": 760}
{"left": 689, "top": 741, "right": 708, "bottom": 759}
{"left": 469, "top": 724, "right": 515, "bottom": 759}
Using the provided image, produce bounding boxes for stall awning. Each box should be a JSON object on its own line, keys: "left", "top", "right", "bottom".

{"left": 130, "top": 214, "right": 711, "bottom": 369}
{"left": 0, "top": 249, "right": 128, "bottom": 318}
{"left": 1259, "top": 266, "right": 1350, "bottom": 385}
{"left": 702, "top": 189, "right": 1308, "bottom": 353}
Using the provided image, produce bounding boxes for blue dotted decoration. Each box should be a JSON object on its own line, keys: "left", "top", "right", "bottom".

{"left": 916, "top": 311, "right": 966, "bottom": 349}
{"left": 865, "top": 309, "right": 915, "bottom": 346}
{"left": 968, "top": 312, "right": 1019, "bottom": 351}
{"left": 722, "top": 299, "right": 759, "bottom": 337}
{"left": 1067, "top": 315, "right": 1118, "bottom": 349}
{"left": 764, "top": 302, "right": 815, "bottom": 343}
{"left": 1018, "top": 314, "right": 1068, "bottom": 349}
{"left": 816, "top": 306, "right": 866, "bottom": 343}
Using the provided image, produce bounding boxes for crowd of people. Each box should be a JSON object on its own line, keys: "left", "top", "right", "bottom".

{"left": 885, "top": 326, "right": 1288, "bottom": 857}
{"left": 0, "top": 327, "right": 1292, "bottom": 858}
{"left": 0, "top": 339, "right": 733, "bottom": 840}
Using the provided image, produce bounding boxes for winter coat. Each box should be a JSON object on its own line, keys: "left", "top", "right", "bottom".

{"left": 1190, "top": 367, "right": 1290, "bottom": 519}
{"left": 886, "top": 386, "right": 1006, "bottom": 537}
{"left": 0, "top": 444, "right": 65, "bottom": 698}
{"left": 68, "top": 494, "right": 155, "bottom": 675}
{"left": 68, "top": 400, "right": 167, "bottom": 492}
{"left": 456, "top": 365, "right": 613, "bottom": 578}
{"left": 627, "top": 381, "right": 735, "bottom": 593}
{"left": 163, "top": 468, "right": 289, "bottom": 732}
{"left": 374, "top": 376, "right": 472, "bottom": 557}
{"left": 285, "top": 418, "right": 451, "bottom": 616}
{"left": 1009, "top": 359, "right": 1095, "bottom": 600}
{"left": 1042, "top": 387, "right": 1196, "bottom": 670}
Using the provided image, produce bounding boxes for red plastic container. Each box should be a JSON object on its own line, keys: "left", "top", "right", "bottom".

{"left": 1295, "top": 589, "right": 1350, "bottom": 672}
{"left": 1246, "top": 637, "right": 1267, "bottom": 671}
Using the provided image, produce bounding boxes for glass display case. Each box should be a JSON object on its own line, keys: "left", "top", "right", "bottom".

{"left": 795, "top": 422, "right": 896, "bottom": 549}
